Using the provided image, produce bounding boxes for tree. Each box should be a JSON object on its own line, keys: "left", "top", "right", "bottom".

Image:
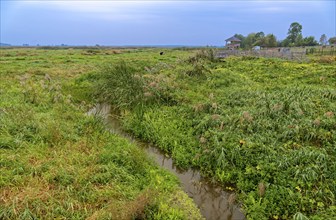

{"left": 245, "top": 33, "right": 257, "bottom": 48}
{"left": 234, "top": 33, "right": 245, "bottom": 41}
{"left": 255, "top": 32, "right": 265, "bottom": 40}
{"left": 328, "top": 36, "right": 336, "bottom": 45}
{"left": 277, "top": 40, "right": 282, "bottom": 47}
{"left": 254, "top": 32, "right": 266, "bottom": 47}
{"left": 264, "top": 34, "right": 277, "bottom": 47}
{"left": 234, "top": 33, "right": 246, "bottom": 48}
{"left": 319, "top": 34, "right": 327, "bottom": 45}
{"left": 302, "top": 36, "right": 318, "bottom": 46}
{"left": 280, "top": 38, "right": 290, "bottom": 47}
{"left": 233, "top": 32, "right": 278, "bottom": 49}
{"left": 286, "top": 22, "right": 303, "bottom": 46}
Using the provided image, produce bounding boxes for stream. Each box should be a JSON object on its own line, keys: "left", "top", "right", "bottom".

{"left": 88, "top": 103, "right": 246, "bottom": 220}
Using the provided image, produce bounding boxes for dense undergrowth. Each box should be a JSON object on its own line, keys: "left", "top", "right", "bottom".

{"left": 0, "top": 48, "right": 203, "bottom": 219}
{"left": 94, "top": 50, "right": 336, "bottom": 219}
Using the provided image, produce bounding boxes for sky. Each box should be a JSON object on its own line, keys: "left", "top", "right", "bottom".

{"left": 1, "top": 0, "right": 335, "bottom": 46}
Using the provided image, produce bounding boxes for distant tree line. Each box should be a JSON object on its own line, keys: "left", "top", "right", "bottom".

{"left": 233, "top": 22, "right": 336, "bottom": 49}
{"left": 234, "top": 32, "right": 277, "bottom": 49}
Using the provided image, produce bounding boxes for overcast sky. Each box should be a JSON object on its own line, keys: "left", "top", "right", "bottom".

{"left": 1, "top": 0, "right": 335, "bottom": 46}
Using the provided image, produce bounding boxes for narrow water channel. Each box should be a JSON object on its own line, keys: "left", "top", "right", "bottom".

{"left": 88, "top": 103, "right": 246, "bottom": 220}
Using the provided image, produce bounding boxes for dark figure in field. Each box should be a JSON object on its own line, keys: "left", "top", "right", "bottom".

{"left": 160, "top": 52, "right": 164, "bottom": 55}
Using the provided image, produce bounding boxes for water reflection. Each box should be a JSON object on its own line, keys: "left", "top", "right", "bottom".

{"left": 146, "top": 146, "right": 245, "bottom": 220}
{"left": 89, "top": 103, "right": 246, "bottom": 220}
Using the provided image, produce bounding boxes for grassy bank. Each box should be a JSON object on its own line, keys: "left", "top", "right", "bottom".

{"left": 93, "top": 50, "right": 336, "bottom": 219}
{"left": 0, "top": 48, "right": 203, "bottom": 219}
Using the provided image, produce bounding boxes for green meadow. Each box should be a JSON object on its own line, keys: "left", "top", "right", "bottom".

{"left": 0, "top": 48, "right": 202, "bottom": 220}
{"left": 1, "top": 47, "right": 335, "bottom": 219}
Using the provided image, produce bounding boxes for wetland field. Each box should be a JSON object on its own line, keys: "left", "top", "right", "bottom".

{"left": 0, "top": 47, "right": 335, "bottom": 220}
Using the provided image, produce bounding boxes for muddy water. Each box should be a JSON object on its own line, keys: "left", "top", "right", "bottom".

{"left": 88, "top": 103, "right": 246, "bottom": 220}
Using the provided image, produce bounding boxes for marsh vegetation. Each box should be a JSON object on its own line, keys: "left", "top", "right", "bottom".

{"left": 1, "top": 47, "right": 335, "bottom": 219}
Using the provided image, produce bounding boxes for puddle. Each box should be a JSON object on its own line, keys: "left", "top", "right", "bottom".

{"left": 88, "top": 103, "right": 246, "bottom": 220}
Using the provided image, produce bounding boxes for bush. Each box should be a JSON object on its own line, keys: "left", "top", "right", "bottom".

{"left": 95, "top": 61, "right": 145, "bottom": 110}
{"left": 186, "top": 61, "right": 210, "bottom": 77}
{"left": 317, "top": 56, "right": 336, "bottom": 64}
{"left": 95, "top": 61, "right": 179, "bottom": 110}
{"left": 187, "top": 48, "right": 217, "bottom": 63}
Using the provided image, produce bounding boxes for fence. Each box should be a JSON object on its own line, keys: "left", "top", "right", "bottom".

{"left": 305, "top": 47, "right": 335, "bottom": 56}
{"left": 216, "top": 49, "right": 307, "bottom": 61}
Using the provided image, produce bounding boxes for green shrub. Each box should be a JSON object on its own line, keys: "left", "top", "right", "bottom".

{"left": 95, "top": 61, "right": 145, "bottom": 110}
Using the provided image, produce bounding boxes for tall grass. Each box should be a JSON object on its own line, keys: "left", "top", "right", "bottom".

{"left": 95, "top": 61, "right": 145, "bottom": 110}
{"left": 0, "top": 48, "right": 204, "bottom": 220}
{"left": 119, "top": 55, "right": 336, "bottom": 219}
